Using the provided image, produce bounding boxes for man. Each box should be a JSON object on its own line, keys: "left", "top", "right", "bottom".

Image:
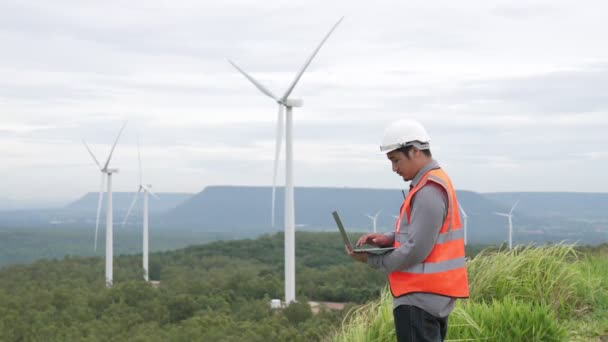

{"left": 346, "top": 119, "right": 469, "bottom": 342}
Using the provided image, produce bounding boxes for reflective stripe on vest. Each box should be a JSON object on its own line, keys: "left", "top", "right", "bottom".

{"left": 400, "top": 256, "right": 466, "bottom": 274}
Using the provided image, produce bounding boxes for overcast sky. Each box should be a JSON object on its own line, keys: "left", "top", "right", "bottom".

{"left": 1, "top": 0, "right": 608, "bottom": 202}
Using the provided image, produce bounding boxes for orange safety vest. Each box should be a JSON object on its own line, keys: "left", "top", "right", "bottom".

{"left": 388, "top": 168, "right": 469, "bottom": 298}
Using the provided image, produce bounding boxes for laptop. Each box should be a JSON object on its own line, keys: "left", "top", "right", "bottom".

{"left": 332, "top": 211, "right": 396, "bottom": 255}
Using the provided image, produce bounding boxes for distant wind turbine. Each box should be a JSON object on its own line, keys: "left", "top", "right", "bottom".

{"left": 83, "top": 121, "right": 127, "bottom": 287}
{"left": 122, "top": 137, "right": 159, "bottom": 282}
{"left": 229, "top": 17, "right": 343, "bottom": 304}
{"left": 365, "top": 209, "right": 383, "bottom": 233}
{"left": 494, "top": 200, "right": 519, "bottom": 249}
{"left": 459, "top": 203, "right": 468, "bottom": 246}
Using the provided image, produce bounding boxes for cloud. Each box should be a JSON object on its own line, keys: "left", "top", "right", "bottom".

{"left": 455, "top": 65, "right": 608, "bottom": 114}
{"left": 491, "top": 4, "right": 557, "bottom": 20}
{"left": 584, "top": 151, "right": 608, "bottom": 160}
{"left": 2, "top": 0, "right": 608, "bottom": 199}
{"left": 0, "top": 123, "right": 59, "bottom": 134}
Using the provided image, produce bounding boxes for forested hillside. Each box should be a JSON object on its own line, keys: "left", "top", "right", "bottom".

{"left": 0, "top": 232, "right": 389, "bottom": 341}
{"left": 0, "top": 227, "right": 249, "bottom": 267}
{"left": 2, "top": 230, "right": 604, "bottom": 341}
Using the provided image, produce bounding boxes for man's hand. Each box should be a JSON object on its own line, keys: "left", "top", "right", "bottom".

{"left": 345, "top": 245, "right": 369, "bottom": 263}
{"left": 356, "top": 233, "right": 391, "bottom": 248}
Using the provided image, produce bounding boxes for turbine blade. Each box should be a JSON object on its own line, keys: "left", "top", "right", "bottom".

{"left": 122, "top": 188, "right": 141, "bottom": 226}
{"left": 375, "top": 209, "right": 383, "bottom": 218}
{"left": 148, "top": 190, "right": 159, "bottom": 199}
{"left": 94, "top": 173, "right": 105, "bottom": 251}
{"left": 510, "top": 200, "right": 520, "bottom": 214}
{"left": 459, "top": 204, "right": 468, "bottom": 218}
{"left": 83, "top": 140, "right": 102, "bottom": 169}
{"left": 143, "top": 185, "right": 159, "bottom": 199}
{"left": 271, "top": 105, "right": 285, "bottom": 228}
{"left": 281, "top": 16, "right": 344, "bottom": 101}
{"left": 103, "top": 120, "right": 128, "bottom": 170}
{"left": 137, "top": 135, "right": 143, "bottom": 185}
{"left": 229, "top": 60, "right": 279, "bottom": 101}
{"left": 494, "top": 212, "right": 510, "bottom": 217}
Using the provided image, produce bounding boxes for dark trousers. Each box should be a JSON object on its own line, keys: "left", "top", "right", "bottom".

{"left": 393, "top": 305, "right": 448, "bottom": 342}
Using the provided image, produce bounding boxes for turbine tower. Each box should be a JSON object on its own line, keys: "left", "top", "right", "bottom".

{"left": 459, "top": 204, "right": 468, "bottom": 245}
{"left": 229, "top": 17, "right": 343, "bottom": 304}
{"left": 83, "top": 121, "right": 127, "bottom": 287}
{"left": 365, "top": 209, "right": 383, "bottom": 233}
{"left": 122, "top": 137, "right": 159, "bottom": 282}
{"left": 494, "top": 200, "right": 519, "bottom": 249}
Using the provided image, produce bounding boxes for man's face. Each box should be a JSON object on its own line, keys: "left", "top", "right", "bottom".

{"left": 387, "top": 149, "right": 416, "bottom": 181}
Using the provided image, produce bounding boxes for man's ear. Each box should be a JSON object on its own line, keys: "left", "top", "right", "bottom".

{"left": 410, "top": 147, "right": 420, "bottom": 158}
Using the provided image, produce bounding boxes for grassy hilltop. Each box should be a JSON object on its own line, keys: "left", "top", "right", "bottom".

{"left": 333, "top": 244, "right": 608, "bottom": 342}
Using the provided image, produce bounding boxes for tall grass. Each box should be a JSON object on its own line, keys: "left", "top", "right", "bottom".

{"left": 329, "top": 244, "right": 606, "bottom": 342}
{"left": 331, "top": 293, "right": 567, "bottom": 342}
{"left": 575, "top": 254, "right": 608, "bottom": 307}
{"left": 331, "top": 290, "right": 394, "bottom": 342}
{"left": 564, "top": 253, "right": 608, "bottom": 341}
{"left": 467, "top": 244, "right": 598, "bottom": 317}
{"left": 448, "top": 298, "right": 566, "bottom": 341}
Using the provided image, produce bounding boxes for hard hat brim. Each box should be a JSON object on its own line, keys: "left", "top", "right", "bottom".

{"left": 379, "top": 141, "right": 430, "bottom": 153}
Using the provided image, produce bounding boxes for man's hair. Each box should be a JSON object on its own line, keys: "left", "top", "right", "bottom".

{"left": 397, "top": 145, "right": 432, "bottom": 159}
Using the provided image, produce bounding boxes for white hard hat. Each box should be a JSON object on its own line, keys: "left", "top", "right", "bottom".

{"left": 380, "top": 119, "right": 431, "bottom": 153}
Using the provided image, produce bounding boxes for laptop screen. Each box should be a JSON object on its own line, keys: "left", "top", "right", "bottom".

{"left": 332, "top": 211, "right": 353, "bottom": 249}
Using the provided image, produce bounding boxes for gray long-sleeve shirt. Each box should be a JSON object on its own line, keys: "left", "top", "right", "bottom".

{"left": 368, "top": 160, "right": 456, "bottom": 318}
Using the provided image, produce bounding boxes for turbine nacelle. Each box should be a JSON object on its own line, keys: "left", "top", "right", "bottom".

{"left": 281, "top": 98, "right": 303, "bottom": 108}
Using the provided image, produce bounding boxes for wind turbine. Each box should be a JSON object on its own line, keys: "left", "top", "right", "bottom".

{"left": 459, "top": 203, "right": 468, "bottom": 245}
{"left": 494, "top": 200, "right": 519, "bottom": 249}
{"left": 122, "top": 137, "right": 159, "bottom": 282}
{"left": 365, "top": 209, "right": 383, "bottom": 233}
{"left": 229, "top": 17, "right": 343, "bottom": 304}
{"left": 83, "top": 121, "right": 127, "bottom": 287}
